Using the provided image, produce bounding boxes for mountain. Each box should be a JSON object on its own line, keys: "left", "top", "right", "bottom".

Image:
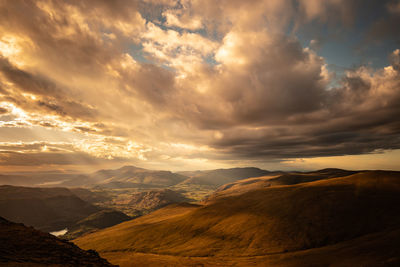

{"left": 69, "top": 188, "right": 111, "bottom": 204}
{"left": 178, "top": 167, "right": 275, "bottom": 187}
{"left": 91, "top": 165, "right": 187, "bottom": 189}
{"left": 0, "top": 165, "right": 275, "bottom": 191}
{"left": 0, "top": 165, "right": 189, "bottom": 189}
{"left": 207, "top": 168, "right": 360, "bottom": 201}
{"left": 0, "top": 185, "right": 100, "bottom": 232}
{"left": 0, "top": 216, "right": 115, "bottom": 266}
{"left": 128, "top": 189, "right": 192, "bottom": 213}
{"left": 63, "top": 210, "right": 132, "bottom": 240}
{"left": 74, "top": 170, "right": 400, "bottom": 266}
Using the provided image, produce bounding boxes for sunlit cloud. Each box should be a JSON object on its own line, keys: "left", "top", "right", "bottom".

{"left": 0, "top": 0, "right": 399, "bottom": 171}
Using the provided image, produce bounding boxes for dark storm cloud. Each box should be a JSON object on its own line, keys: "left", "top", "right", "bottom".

{"left": 209, "top": 60, "right": 400, "bottom": 159}
{"left": 211, "top": 122, "right": 400, "bottom": 159}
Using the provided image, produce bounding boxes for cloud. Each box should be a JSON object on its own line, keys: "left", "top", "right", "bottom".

{"left": 388, "top": 0, "right": 400, "bottom": 14}
{"left": 390, "top": 49, "right": 400, "bottom": 70}
{"left": 0, "top": 150, "right": 123, "bottom": 166}
{"left": 141, "top": 22, "right": 218, "bottom": 69}
{"left": 208, "top": 54, "right": 400, "bottom": 159}
{"left": 0, "top": 107, "right": 8, "bottom": 115}
{"left": 154, "top": 30, "right": 329, "bottom": 129}
{"left": 366, "top": 0, "right": 400, "bottom": 43}
{"left": 163, "top": 9, "right": 203, "bottom": 30}
{"left": 297, "top": 0, "right": 358, "bottom": 24}
{"left": 0, "top": 0, "right": 399, "bottom": 170}
{"left": 0, "top": 57, "right": 98, "bottom": 121}
{"left": 0, "top": 141, "right": 130, "bottom": 166}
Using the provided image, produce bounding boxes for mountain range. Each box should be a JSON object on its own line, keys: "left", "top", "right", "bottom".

{"left": 0, "top": 165, "right": 276, "bottom": 189}
{"left": 74, "top": 170, "right": 400, "bottom": 266}
{"left": 2, "top": 166, "right": 400, "bottom": 266}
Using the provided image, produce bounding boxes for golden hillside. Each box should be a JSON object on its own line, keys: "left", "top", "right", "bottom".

{"left": 74, "top": 171, "right": 400, "bottom": 266}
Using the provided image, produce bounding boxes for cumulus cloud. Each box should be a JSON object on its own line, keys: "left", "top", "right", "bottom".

{"left": 390, "top": 49, "right": 400, "bottom": 70}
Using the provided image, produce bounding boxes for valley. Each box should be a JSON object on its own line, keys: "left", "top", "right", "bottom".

{"left": 74, "top": 168, "right": 400, "bottom": 266}
{"left": 1, "top": 166, "right": 400, "bottom": 266}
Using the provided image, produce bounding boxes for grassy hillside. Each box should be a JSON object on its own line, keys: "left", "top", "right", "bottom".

{"left": 69, "top": 188, "right": 111, "bottom": 204}
{"left": 128, "top": 189, "right": 192, "bottom": 213}
{"left": 207, "top": 168, "right": 360, "bottom": 201}
{"left": 75, "top": 171, "right": 400, "bottom": 266}
{"left": 97, "top": 228, "right": 400, "bottom": 266}
{"left": 0, "top": 216, "right": 115, "bottom": 266}
{"left": 0, "top": 185, "right": 100, "bottom": 232}
{"left": 63, "top": 210, "right": 131, "bottom": 240}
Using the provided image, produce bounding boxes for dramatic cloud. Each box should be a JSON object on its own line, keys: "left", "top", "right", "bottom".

{"left": 0, "top": 0, "right": 399, "bottom": 171}
{"left": 367, "top": 0, "right": 400, "bottom": 43}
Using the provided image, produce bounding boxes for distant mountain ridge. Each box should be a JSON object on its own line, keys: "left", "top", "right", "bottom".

{"left": 178, "top": 167, "right": 277, "bottom": 187}
{"left": 0, "top": 165, "right": 277, "bottom": 189}
{"left": 0, "top": 165, "right": 368, "bottom": 192}
{"left": 91, "top": 165, "right": 187, "bottom": 189}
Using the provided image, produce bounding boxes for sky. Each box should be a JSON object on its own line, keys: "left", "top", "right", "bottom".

{"left": 0, "top": 0, "right": 400, "bottom": 172}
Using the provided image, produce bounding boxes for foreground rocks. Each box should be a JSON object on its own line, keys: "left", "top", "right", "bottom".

{"left": 0, "top": 216, "right": 116, "bottom": 266}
